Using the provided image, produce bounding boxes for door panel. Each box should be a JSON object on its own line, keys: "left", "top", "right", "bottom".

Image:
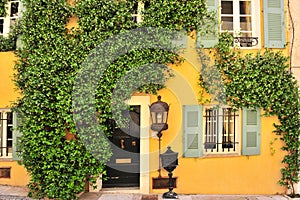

{"left": 103, "top": 106, "right": 140, "bottom": 188}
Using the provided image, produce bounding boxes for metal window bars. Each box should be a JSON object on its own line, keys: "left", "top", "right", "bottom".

{"left": 204, "top": 108, "right": 238, "bottom": 153}
{"left": 0, "top": 111, "right": 13, "bottom": 157}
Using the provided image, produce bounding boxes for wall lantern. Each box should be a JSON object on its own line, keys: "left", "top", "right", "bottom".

{"left": 161, "top": 146, "right": 178, "bottom": 199}
{"left": 149, "top": 95, "right": 170, "bottom": 177}
{"left": 149, "top": 95, "right": 169, "bottom": 135}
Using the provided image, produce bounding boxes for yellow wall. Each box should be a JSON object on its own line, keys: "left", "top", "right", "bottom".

{"left": 0, "top": 161, "right": 30, "bottom": 186}
{"left": 0, "top": 52, "right": 19, "bottom": 107}
{"left": 0, "top": 52, "right": 29, "bottom": 186}
{"left": 147, "top": 0, "right": 291, "bottom": 192}
{"left": 148, "top": 56, "right": 287, "bottom": 194}
{"left": 0, "top": 0, "right": 292, "bottom": 193}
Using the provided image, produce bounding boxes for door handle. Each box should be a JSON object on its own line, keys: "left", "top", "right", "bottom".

{"left": 120, "top": 139, "right": 125, "bottom": 149}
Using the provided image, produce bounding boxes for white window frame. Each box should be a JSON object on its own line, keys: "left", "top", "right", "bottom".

{"left": 0, "top": 0, "right": 20, "bottom": 37}
{"left": 132, "top": 1, "right": 144, "bottom": 23}
{"left": 0, "top": 109, "right": 13, "bottom": 158}
{"left": 219, "top": 0, "right": 261, "bottom": 49}
{"left": 202, "top": 105, "right": 241, "bottom": 155}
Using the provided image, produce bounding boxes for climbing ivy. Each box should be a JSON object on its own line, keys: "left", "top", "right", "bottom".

{"left": 12, "top": 0, "right": 211, "bottom": 199}
{"left": 0, "top": 0, "right": 7, "bottom": 16}
{"left": 199, "top": 32, "right": 300, "bottom": 195}
{"left": 0, "top": 33, "right": 17, "bottom": 51}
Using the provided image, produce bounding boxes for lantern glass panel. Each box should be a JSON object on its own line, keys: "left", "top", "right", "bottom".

{"left": 163, "top": 111, "right": 168, "bottom": 124}
{"left": 156, "top": 112, "right": 163, "bottom": 123}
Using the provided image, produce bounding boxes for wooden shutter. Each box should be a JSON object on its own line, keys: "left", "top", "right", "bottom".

{"left": 242, "top": 108, "right": 261, "bottom": 156}
{"left": 263, "top": 0, "right": 286, "bottom": 48}
{"left": 12, "top": 112, "right": 22, "bottom": 160}
{"left": 196, "top": 0, "right": 219, "bottom": 48}
{"left": 183, "top": 105, "right": 203, "bottom": 157}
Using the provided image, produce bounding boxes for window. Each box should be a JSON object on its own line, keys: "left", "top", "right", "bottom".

{"left": 220, "top": 0, "right": 260, "bottom": 47}
{"left": 183, "top": 105, "right": 261, "bottom": 158}
{"left": 197, "top": 0, "right": 262, "bottom": 48}
{"left": 132, "top": 1, "right": 144, "bottom": 23}
{"left": 203, "top": 106, "right": 239, "bottom": 154}
{"left": 131, "top": 1, "right": 149, "bottom": 23}
{"left": 0, "top": 0, "right": 20, "bottom": 36}
{"left": 0, "top": 109, "right": 13, "bottom": 157}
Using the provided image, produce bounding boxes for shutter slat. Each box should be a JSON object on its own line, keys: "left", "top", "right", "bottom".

{"left": 242, "top": 108, "right": 261, "bottom": 156}
{"left": 183, "top": 105, "right": 203, "bottom": 157}
{"left": 196, "top": 0, "right": 218, "bottom": 48}
{"left": 263, "top": 0, "right": 286, "bottom": 48}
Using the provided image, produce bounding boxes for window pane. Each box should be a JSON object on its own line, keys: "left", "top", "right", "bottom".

{"left": 0, "top": 19, "right": 3, "bottom": 34}
{"left": 7, "top": 128, "right": 12, "bottom": 139}
{"left": 10, "top": 18, "right": 17, "bottom": 30}
{"left": 8, "top": 140, "right": 12, "bottom": 153}
{"left": 221, "top": 1, "right": 233, "bottom": 14}
{"left": 240, "top": 1, "right": 251, "bottom": 15}
{"left": 240, "top": 17, "right": 252, "bottom": 31}
{"left": 240, "top": 32, "right": 252, "bottom": 37}
{"left": 221, "top": 17, "right": 233, "bottom": 30}
{"left": 7, "top": 112, "right": 12, "bottom": 124}
{"left": 132, "top": 2, "right": 138, "bottom": 14}
{"left": 10, "top": 2, "right": 19, "bottom": 17}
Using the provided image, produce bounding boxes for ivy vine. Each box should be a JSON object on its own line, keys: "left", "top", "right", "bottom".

{"left": 0, "top": 0, "right": 7, "bottom": 16}
{"left": 12, "top": 0, "right": 211, "bottom": 199}
{"left": 199, "top": 33, "right": 300, "bottom": 195}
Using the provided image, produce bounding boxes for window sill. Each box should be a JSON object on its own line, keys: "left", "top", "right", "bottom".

{"left": 0, "top": 158, "right": 13, "bottom": 162}
{"left": 202, "top": 153, "right": 240, "bottom": 158}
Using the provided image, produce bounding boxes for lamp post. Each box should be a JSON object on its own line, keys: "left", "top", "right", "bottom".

{"left": 161, "top": 146, "right": 178, "bottom": 199}
{"left": 149, "top": 95, "right": 169, "bottom": 177}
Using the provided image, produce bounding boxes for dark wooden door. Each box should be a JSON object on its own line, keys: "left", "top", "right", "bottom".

{"left": 103, "top": 106, "right": 140, "bottom": 188}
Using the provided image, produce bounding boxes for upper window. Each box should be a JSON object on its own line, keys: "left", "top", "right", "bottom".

{"left": 131, "top": 1, "right": 149, "bottom": 23}
{"left": 220, "top": 0, "right": 260, "bottom": 48}
{"left": 0, "top": 0, "right": 20, "bottom": 37}
{"left": 203, "top": 106, "right": 240, "bottom": 154}
{"left": 0, "top": 109, "right": 13, "bottom": 158}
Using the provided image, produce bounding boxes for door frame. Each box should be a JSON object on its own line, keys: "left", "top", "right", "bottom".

{"left": 126, "top": 95, "right": 150, "bottom": 194}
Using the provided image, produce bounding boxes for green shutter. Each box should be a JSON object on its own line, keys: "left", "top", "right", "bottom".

{"left": 263, "top": 0, "right": 286, "bottom": 48}
{"left": 16, "top": 1, "right": 24, "bottom": 49}
{"left": 183, "top": 105, "right": 203, "bottom": 157}
{"left": 196, "top": 0, "right": 218, "bottom": 48}
{"left": 172, "top": 31, "right": 187, "bottom": 49}
{"left": 12, "top": 112, "right": 22, "bottom": 160}
{"left": 242, "top": 108, "right": 261, "bottom": 156}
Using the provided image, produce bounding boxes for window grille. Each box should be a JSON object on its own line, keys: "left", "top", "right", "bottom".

{"left": 204, "top": 107, "right": 239, "bottom": 153}
{"left": 0, "top": 110, "right": 13, "bottom": 157}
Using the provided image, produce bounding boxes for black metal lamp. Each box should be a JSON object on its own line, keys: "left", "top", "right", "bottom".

{"left": 149, "top": 95, "right": 169, "bottom": 134}
{"left": 161, "top": 146, "right": 178, "bottom": 199}
{"left": 149, "top": 95, "right": 170, "bottom": 177}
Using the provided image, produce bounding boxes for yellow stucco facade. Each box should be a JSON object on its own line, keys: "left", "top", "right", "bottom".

{"left": 0, "top": 52, "right": 30, "bottom": 186}
{"left": 0, "top": 0, "right": 294, "bottom": 195}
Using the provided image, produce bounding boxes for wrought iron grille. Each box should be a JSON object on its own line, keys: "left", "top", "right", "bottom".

{"left": 0, "top": 111, "right": 13, "bottom": 157}
{"left": 204, "top": 107, "right": 238, "bottom": 153}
